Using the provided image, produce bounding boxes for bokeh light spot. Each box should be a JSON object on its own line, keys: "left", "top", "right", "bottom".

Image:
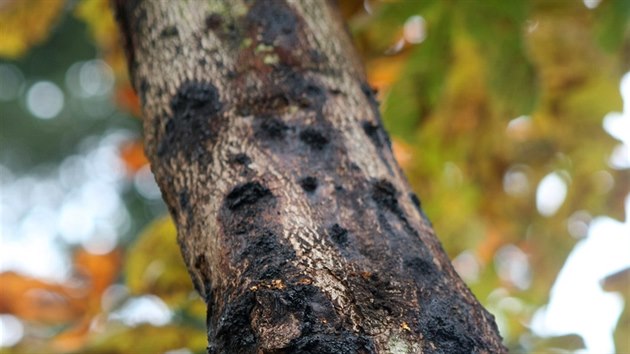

{"left": 536, "top": 172, "right": 568, "bottom": 217}
{"left": 26, "top": 81, "right": 64, "bottom": 120}
{"left": 0, "top": 315, "right": 24, "bottom": 347}
{"left": 404, "top": 16, "right": 426, "bottom": 44}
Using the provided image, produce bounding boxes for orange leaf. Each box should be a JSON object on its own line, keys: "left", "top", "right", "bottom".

{"left": 115, "top": 84, "right": 142, "bottom": 118}
{"left": 119, "top": 140, "right": 149, "bottom": 174}
{"left": 0, "top": 272, "right": 85, "bottom": 324}
{"left": 72, "top": 248, "right": 122, "bottom": 298}
{"left": 51, "top": 316, "right": 93, "bottom": 352}
{"left": 392, "top": 138, "right": 413, "bottom": 170}
{"left": 365, "top": 45, "right": 409, "bottom": 93}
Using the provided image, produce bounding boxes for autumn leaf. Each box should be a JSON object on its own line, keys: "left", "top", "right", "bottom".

{"left": 0, "top": 0, "right": 66, "bottom": 58}
{"left": 115, "top": 84, "right": 142, "bottom": 118}
{"left": 119, "top": 139, "right": 148, "bottom": 174}
{"left": 125, "top": 216, "right": 195, "bottom": 307}
{"left": 0, "top": 272, "right": 85, "bottom": 324}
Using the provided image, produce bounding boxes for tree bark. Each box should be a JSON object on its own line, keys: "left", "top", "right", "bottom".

{"left": 114, "top": 1, "right": 506, "bottom": 353}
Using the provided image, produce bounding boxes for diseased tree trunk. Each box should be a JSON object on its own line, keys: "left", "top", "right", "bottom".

{"left": 114, "top": 1, "right": 506, "bottom": 353}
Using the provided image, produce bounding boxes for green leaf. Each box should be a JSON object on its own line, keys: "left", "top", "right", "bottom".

{"left": 125, "top": 216, "right": 194, "bottom": 307}
{"left": 460, "top": 0, "right": 538, "bottom": 115}
{"left": 82, "top": 324, "right": 207, "bottom": 354}
{"left": 595, "top": 0, "right": 630, "bottom": 54}
{"left": 383, "top": 3, "right": 452, "bottom": 140}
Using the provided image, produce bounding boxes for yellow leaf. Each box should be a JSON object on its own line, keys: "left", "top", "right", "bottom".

{"left": 126, "top": 216, "right": 194, "bottom": 306}
{"left": 74, "top": 0, "right": 128, "bottom": 79}
{"left": 84, "top": 324, "right": 207, "bottom": 353}
{"left": 0, "top": 0, "right": 66, "bottom": 58}
{"left": 74, "top": 0, "right": 117, "bottom": 48}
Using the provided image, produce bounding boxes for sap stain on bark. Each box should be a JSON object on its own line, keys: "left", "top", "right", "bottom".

{"left": 253, "top": 284, "right": 335, "bottom": 345}
{"left": 360, "top": 82, "right": 379, "bottom": 109}
{"left": 215, "top": 184, "right": 299, "bottom": 352}
{"left": 230, "top": 153, "right": 251, "bottom": 166}
{"left": 255, "top": 283, "right": 375, "bottom": 354}
{"left": 287, "top": 331, "right": 376, "bottom": 354}
{"left": 329, "top": 223, "right": 348, "bottom": 245}
{"left": 220, "top": 182, "right": 295, "bottom": 280}
{"left": 138, "top": 78, "right": 149, "bottom": 105}
{"left": 296, "top": 83, "right": 325, "bottom": 109}
{"left": 234, "top": 68, "right": 327, "bottom": 117}
{"left": 159, "top": 25, "right": 178, "bottom": 38}
{"left": 299, "top": 128, "right": 329, "bottom": 150}
{"left": 205, "top": 13, "right": 223, "bottom": 31}
{"left": 157, "top": 81, "right": 222, "bottom": 162}
{"left": 419, "top": 296, "right": 487, "bottom": 354}
{"left": 210, "top": 291, "right": 258, "bottom": 354}
{"left": 361, "top": 121, "right": 380, "bottom": 147}
{"left": 329, "top": 87, "right": 342, "bottom": 95}
{"left": 245, "top": 0, "right": 301, "bottom": 46}
{"left": 409, "top": 192, "right": 421, "bottom": 211}
{"left": 228, "top": 153, "right": 252, "bottom": 177}
{"left": 403, "top": 256, "right": 439, "bottom": 282}
{"left": 178, "top": 190, "right": 189, "bottom": 211}
{"left": 362, "top": 120, "right": 395, "bottom": 175}
{"left": 371, "top": 179, "right": 400, "bottom": 213}
{"left": 361, "top": 120, "right": 391, "bottom": 149}
{"left": 350, "top": 271, "right": 405, "bottom": 319}
{"left": 225, "top": 182, "right": 271, "bottom": 211}
{"left": 193, "top": 253, "right": 213, "bottom": 302}
{"left": 255, "top": 115, "right": 289, "bottom": 140}
{"left": 299, "top": 176, "right": 318, "bottom": 193}
{"left": 239, "top": 230, "right": 296, "bottom": 280}
{"left": 409, "top": 192, "right": 432, "bottom": 226}
{"left": 175, "top": 189, "right": 197, "bottom": 232}
{"left": 371, "top": 179, "right": 419, "bottom": 235}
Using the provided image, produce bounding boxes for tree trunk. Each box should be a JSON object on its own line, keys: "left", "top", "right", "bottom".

{"left": 114, "top": 1, "right": 506, "bottom": 353}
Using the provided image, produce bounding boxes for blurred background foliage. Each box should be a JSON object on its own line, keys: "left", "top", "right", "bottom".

{"left": 0, "top": 0, "right": 628, "bottom": 353}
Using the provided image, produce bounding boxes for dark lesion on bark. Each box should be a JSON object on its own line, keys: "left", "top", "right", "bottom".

{"left": 157, "top": 80, "right": 223, "bottom": 165}
{"left": 299, "top": 176, "right": 318, "bottom": 193}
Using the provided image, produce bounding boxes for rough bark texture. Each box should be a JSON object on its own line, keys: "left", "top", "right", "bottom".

{"left": 114, "top": 1, "right": 506, "bottom": 353}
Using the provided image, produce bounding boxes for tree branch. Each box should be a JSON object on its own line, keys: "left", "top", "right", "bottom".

{"left": 114, "top": 0, "right": 506, "bottom": 352}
